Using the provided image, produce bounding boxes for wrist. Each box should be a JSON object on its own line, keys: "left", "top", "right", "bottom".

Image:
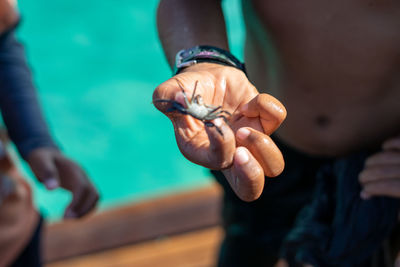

{"left": 179, "top": 62, "right": 231, "bottom": 73}
{"left": 18, "top": 138, "right": 59, "bottom": 161}
{"left": 173, "top": 45, "right": 246, "bottom": 75}
{"left": 179, "top": 62, "right": 249, "bottom": 83}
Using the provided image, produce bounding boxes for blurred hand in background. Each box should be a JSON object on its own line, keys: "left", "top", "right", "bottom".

{"left": 360, "top": 135, "right": 400, "bottom": 199}
{"left": 27, "top": 147, "right": 99, "bottom": 219}
{"left": 0, "top": 3, "right": 99, "bottom": 219}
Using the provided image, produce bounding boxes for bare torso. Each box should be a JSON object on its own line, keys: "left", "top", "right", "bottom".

{"left": 244, "top": 0, "right": 400, "bottom": 156}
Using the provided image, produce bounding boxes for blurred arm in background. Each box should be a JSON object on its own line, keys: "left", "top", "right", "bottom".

{"left": 0, "top": 2, "right": 99, "bottom": 265}
{"left": 0, "top": 3, "right": 99, "bottom": 219}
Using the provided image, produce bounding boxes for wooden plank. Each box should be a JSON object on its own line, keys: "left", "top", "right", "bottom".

{"left": 47, "top": 226, "right": 223, "bottom": 267}
{"left": 44, "top": 184, "right": 222, "bottom": 262}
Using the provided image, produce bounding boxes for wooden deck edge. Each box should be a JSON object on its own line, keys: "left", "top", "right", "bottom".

{"left": 43, "top": 183, "right": 223, "bottom": 262}
{"left": 47, "top": 227, "right": 224, "bottom": 267}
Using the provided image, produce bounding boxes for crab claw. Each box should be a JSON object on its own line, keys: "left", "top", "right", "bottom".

{"left": 168, "top": 101, "right": 187, "bottom": 114}
{"left": 153, "top": 99, "right": 186, "bottom": 114}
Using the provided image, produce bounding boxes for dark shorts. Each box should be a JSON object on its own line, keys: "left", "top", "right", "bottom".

{"left": 10, "top": 216, "right": 43, "bottom": 267}
{"left": 212, "top": 138, "right": 399, "bottom": 267}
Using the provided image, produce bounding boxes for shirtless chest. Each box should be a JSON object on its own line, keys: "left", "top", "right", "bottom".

{"left": 244, "top": 0, "right": 400, "bottom": 155}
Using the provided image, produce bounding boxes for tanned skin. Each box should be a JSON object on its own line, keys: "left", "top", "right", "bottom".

{"left": 246, "top": 0, "right": 400, "bottom": 156}
{"left": 154, "top": 0, "right": 400, "bottom": 202}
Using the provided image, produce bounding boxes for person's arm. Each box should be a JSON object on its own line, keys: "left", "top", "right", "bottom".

{"left": 0, "top": 26, "right": 57, "bottom": 159}
{"left": 154, "top": 0, "right": 286, "bottom": 202}
{"left": 157, "top": 0, "right": 229, "bottom": 67}
{"left": 0, "top": 25, "right": 99, "bottom": 218}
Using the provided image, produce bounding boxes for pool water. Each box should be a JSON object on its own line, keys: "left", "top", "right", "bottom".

{"left": 16, "top": 0, "right": 245, "bottom": 220}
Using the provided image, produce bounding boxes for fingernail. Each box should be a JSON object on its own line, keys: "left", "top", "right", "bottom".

{"left": 175, "top": 91, "right": 185, "bottom": 105}
{"left": 64, "top": 209, "right": 76, "bottom": 219}
{"left": 214, "top": 118, "right": 223, "bottom": 127}
{"left": 235, "top": 147, "right": 249, "bottom": 165}
{"left": 236, "top": 128, "right": 251, "bottom": 141}
{"left": 360, "top": 190, "right": 370, "bottom": 200}
{"left": 45, "top": 178, "right": 59, "bottom": 190}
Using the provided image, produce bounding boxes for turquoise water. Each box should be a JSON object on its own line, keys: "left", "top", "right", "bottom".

{"left": 16, "top": 0, "right": 245, "bottom": 220}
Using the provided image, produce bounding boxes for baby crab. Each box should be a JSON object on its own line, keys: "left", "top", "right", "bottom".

{"left": 153, "top": 80, "right": 231, "bottom": 136}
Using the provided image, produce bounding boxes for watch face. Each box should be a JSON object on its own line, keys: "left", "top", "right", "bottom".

{"left": 178, "top": 47, "right": 199, "bottom": 62}
{"left": 175, "top": 49, "right": 189, "bottom": 65}
{"left": 174, "top": 48, "right": 195, "bottom": 74}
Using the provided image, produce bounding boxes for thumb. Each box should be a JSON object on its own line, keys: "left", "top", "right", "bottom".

{"left": 28, "top": 150, "right": 60, "bottom": 190}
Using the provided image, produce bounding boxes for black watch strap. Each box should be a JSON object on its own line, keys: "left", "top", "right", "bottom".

{"left": 173, "top": 45, "right": 246, "bottom": 75}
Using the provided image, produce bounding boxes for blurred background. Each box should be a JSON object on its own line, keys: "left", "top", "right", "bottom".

{"left": 11, "top": 0, "right": 246, "bottom": 266}
{"left": 16, "top": 0, "right": 245, "bottom": 221}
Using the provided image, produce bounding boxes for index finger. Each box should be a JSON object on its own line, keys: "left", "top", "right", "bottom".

{"left": 152, "top": 79, "right": 182, "bottom": 114}
{"left": 63, "top": 172, "right": 99, "bottom": 218}
{"left": 153, "top": 77, "right": 199, "bottom": 114}
{"left": 65, "top": 183, "right": 99, "bottom": 218}
{"left": 240, "top": 94, "right": 287, "bottom": 135}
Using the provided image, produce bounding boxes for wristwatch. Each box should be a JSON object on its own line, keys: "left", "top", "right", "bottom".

{"left": 173, "top": 45, "right": 246, "bottom": 75}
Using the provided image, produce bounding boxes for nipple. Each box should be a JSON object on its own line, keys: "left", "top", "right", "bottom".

{"left": 315, "top": 115, "right": 331, "bottom": 128}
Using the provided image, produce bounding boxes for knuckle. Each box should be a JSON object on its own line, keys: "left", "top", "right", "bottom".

{"left": 209, "top": 157, "right": 233, "bottom": 170}
{"left": 257, "top": 93, "right": 269, "bottom": 103}
{"left": 155, "top": 80, "right": 170, "bottom": 92}
{"left": 220, "top": 159, "right": 234, "bottom": 170}
{"left": 256, "top": 94, "right": 267, "bottom": 109}
{"left": 38, "top": 168, "right": 57, "bottom": 180}
{"left": 153, "top": 80, "right": 175, "bottom": 101}
{"left": 153, "top": 85, "right": 164, "bottom": 100}
{"left": 220, "top": 65, "right": 246, "bottom": 78}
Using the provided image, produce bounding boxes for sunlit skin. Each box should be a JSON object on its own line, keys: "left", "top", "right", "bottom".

{"left": 154, "top": 63, "right": 286, "bottom": 201}
{"left": 156, "top": 0, "right": 400, "bottom": 203}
